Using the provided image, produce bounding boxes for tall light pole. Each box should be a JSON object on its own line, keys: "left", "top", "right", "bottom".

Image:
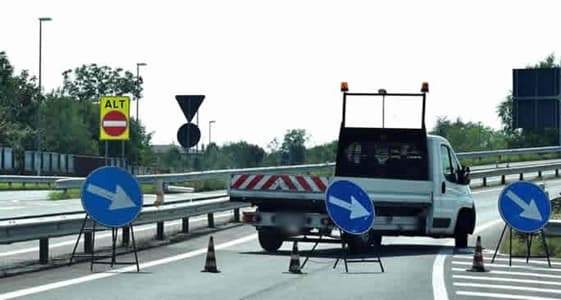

{"left": 208, "top": 120, "right": 216, "bottom": 146}
{"left": 37, "top": 17, "right": 52, "bottom": 176}
{"left": 135, "top": 62, "right": 147, "bottom": 122}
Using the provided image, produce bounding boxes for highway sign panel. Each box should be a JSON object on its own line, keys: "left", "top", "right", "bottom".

{"left": 100, "top": 96, "right": 130, "bottom": 140}
{"left": 81, "top": 166, "right": 143, "bottom": 227}
{"left": 498, "top": 181, "right": 551, "bottom": 233}
{"left": 176, "top": 95, "right": 205, "bottom": 122}
{"left": 177, "top": 123, "right": 201, "bottom": 148}
{"left": 325, "top": 180, "right": 375, "bottom": 235}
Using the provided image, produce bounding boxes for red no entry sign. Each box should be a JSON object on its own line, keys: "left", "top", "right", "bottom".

{"left": 102, "top": 111, "right": 128, "bottom": 137}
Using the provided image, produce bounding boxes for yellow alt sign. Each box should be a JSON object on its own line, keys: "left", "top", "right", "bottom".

{"left": 99, "top": 96, "right": 130, "bottom": 140}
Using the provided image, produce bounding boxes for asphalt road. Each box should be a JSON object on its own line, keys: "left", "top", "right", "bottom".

{"left": 0, "top": 179, "right": 559, "bottom": 299}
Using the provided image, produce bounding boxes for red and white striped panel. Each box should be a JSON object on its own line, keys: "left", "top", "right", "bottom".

{"left": 230, "top": 174, "right": 328, "bottom": 193}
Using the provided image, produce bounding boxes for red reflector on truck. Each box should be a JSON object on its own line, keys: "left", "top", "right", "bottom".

{"left": 242, "top": 212, "right": 256, "bottom": 223}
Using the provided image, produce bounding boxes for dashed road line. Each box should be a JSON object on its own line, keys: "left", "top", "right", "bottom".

{"left": 453, "top": 282, "right": 561, "bottom": 295}
{"left": 456, "top": 291, "right": 560, "bottom": 300}
{"left": 452, "top": 274, "right": 561, "bottom": 287}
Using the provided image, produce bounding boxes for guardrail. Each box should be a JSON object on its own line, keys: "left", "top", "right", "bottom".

{"left": 0, "top": 195, "right": 248, "bottom": 264}
{"left": 457, "top": 146, "right": 561, "bottom": 160}
{"left": 0, "top": 175, "right": 72, "bottom": 187}
{"left": 0, "top": 145, "right": 559, "bottom": 188}
{"left": 55, "top": 162, "right": 336, "bottom": 189}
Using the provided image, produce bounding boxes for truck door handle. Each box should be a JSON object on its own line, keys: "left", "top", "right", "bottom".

{"left": 441, "top": 182, "right": 446, "bottom": 194}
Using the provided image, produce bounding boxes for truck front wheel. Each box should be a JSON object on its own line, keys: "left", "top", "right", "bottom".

{"left": 258, "top": 229, "right": 284, "bottom": 252}
{"left": 454, "top": 209, "right": 475, "bottom": 248}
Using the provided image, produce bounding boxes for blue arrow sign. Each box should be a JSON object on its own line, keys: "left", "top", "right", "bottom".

{"left": 81, "top": 166, "right": 143, "bottom": 228}
{"left": 498, "top": 181, "right": 551, "bottom": 233}
{"left": 325, "top": 180, "right": 375, "bottom": 235}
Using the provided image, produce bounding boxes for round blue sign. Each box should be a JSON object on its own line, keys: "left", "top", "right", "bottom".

{"left": 81, "top": 166, "right": 143, "bottom": 228}
{"left": 325, "top": 180, "right": 375, "bottom": 235}
{"left": 498, "top": 181, "right": 551, "bottom": 233}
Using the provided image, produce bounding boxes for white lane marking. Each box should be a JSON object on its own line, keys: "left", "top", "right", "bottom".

{"left": 452, "top": 268, "right": 561, "bottom": 279}
{"left": 0, "top": 212, "right": 233, "bottom": 257}
{"left": 456, "top": 291, "right": 560, "bottom": 300}
{"left": 453, "top": 274, "right": 561, "bottom": 286}
{"left": 471, "top": 188, "right": 505, "bottom": 195}
{"left": 433, "top": 247, "right": 453, "bottom": 300}
{"left": 452, "top": 261, "right": 561, "bottom": 273}
{"left": 0, "top": 234, "right": 257, "bottom": 300}
{"left": 453, "top": 255, "right": 561, "bottom": 266}
{"left": 454, "top": 282, "right": 561, "bottom": 295}
{"left": 432, "top": 217, "right": 504, "bottom": 300}
{"left": 0, "top": 207, "right": 25, "bottom": 210}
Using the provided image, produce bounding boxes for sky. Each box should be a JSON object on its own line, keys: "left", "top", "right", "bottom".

{"left": 2, "top": 0, "right": 561, "bottom": 149}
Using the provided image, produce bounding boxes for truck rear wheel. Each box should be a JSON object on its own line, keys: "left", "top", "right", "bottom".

{"left": 258, "top": 230, "right": 284, "bottom": 252}
{"left": 342, "top": 232, "right": 370, "bottom": 254}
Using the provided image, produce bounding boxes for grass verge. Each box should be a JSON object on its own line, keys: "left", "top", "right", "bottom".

{"left": 0, "top": 182, "right": 52, "bottom": 191}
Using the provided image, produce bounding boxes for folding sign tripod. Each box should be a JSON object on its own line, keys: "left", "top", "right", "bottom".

{"left": 69, "top": 214, "right": 140, "bottom": 272}
{"left": 491, "top": 224, "right": 551, "bottom": 268}
{"left": 299, "top": 229, "right": 384, "bottom": 273}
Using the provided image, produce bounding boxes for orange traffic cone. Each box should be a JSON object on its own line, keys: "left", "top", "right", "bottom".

{"left": 202, "top": 236, "right": 220, "bottom": 273}
{"left": 468, "top": 236, "right": 486, "bottom": 272}
{"left": 288, "top": 241, "right": 302, "bottom": 274}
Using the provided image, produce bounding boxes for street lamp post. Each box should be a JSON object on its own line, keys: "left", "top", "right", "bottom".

{"left": 135, "top": 62, "right": 147, "bottom": 122}
{"left": 209, "top": 120, "right": 216, "bottom": 146}
{"left": 37, "top": 17, "right": 52, "bottom": 176}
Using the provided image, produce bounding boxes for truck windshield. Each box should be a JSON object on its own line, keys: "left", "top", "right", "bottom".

{"left": 335, "top": 128, "right": 429, "bottom": 181}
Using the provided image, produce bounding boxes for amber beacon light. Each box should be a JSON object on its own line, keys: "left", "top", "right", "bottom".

{"left": 340, "top": 81, "right": 349, "bottom": 92}
{"left": 421, "top": 82, "right": 429, "bottom": 93}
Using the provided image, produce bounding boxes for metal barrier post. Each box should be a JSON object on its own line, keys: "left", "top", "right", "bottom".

{"left": 156, "top": 222, "right": 165, "bottom": 240}
{"left": 122, "top": 226, "right": 130, "bottom": 246}
{"left": 234, "top": 208, "right": 241, "bottom": 222}
{"left": 182, "top": 217, "right": 189, "bottom": 233}
{"left": 207, "top": 213, "right": 215, "bottom": 228}
{"left": 84, "top": 232, "right": 93, "bottom": 253}
{"left": 482, "top": 177, "right": 487, "bottom": 187}
{"left": 501, "top": 175, "right": 506, "bottom": 185}
{"left": 39, "top": 238, "right": 49, "bottom": 264}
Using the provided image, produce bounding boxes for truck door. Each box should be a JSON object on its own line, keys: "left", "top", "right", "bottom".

{"left": 431, "top": 143, "right": 464, "bottom": 234}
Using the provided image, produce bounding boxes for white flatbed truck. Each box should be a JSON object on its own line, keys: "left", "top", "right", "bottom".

{"left": 229, "top": 83, "right": 475, "bottom": 252}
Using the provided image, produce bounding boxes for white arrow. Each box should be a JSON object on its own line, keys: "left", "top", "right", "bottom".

{"left": 329, "top": 195, "right": 370, "bottom": 219}
{"left": 86, "top": 184, "right": 136, "bottom": 210}
{"left": 505, "top": 190, "right": 543, "bottom": 221}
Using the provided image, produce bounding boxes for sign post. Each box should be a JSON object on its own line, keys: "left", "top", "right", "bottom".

{"left": 69, "top": 166, "right": 142, "bottom": 272}
{"left": 492, "top": 181, "right": 552, "bottom": 267}
{"left": 322, "top": 180, "right": 383, "bottom": 272}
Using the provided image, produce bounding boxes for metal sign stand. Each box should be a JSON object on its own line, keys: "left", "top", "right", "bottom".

{"left": 298, "top": 229, "right": 384, "bottom": 273}
{"left": 491, "top": 224, "right": 551, "bottom": 268}
{"left": 69, "top": 214, "right": 140, "bottom": 272}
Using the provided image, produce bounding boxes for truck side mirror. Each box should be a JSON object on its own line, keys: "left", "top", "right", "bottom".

{"left": 457, "top": 166, "right": 471, "bottom": 185}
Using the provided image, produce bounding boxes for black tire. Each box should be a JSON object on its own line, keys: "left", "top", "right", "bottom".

{"left": 258, "top": 230, "right": 284, "bottom": 252}
{"left": 343, "top": 232, "right": 370, "bottom": 254}
{"left": 454, "top": 210, "right": 474, "bottom": 249}
{"left": 371, "top": 234, "right": 383, "bottom": 247}
{"left": 454, "top": 232, "right": 468, "bottom": 248}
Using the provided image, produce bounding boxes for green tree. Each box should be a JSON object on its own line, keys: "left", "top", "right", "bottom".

{"left": 59, "top": 63, "right": 153, "bottom": 165}
{"left": 0, "top": 51, "right": 40, "bottom": 150}
{"left": 430, "top": 117, "right": 507, "bottom": 152}
{"left": 61, "top": 64, "right": 142, "bottom": 102}
{"left": 39, "top": 95, "right": 97, "bottom": 154}
{"left": 280, "top": 129, "right": 308, "bottom": 165}
{"left": 306, "top": 140, "right": 338, "bottom": 163}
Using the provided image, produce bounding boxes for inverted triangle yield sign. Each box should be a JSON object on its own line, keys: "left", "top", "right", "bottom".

{"left": 175, "top": 95, "right": 205, "bottom": 122}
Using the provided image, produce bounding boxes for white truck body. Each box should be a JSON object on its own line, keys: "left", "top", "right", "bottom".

{"left": 229, "top": 84, "right": 476, "bottom": 250}
{"left": 230, "top": 135, "right": 474, "bottom": 238}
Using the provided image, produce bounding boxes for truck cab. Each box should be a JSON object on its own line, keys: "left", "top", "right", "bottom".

{"left": 230, "top": 83, "right": 475, "bottom": 251}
